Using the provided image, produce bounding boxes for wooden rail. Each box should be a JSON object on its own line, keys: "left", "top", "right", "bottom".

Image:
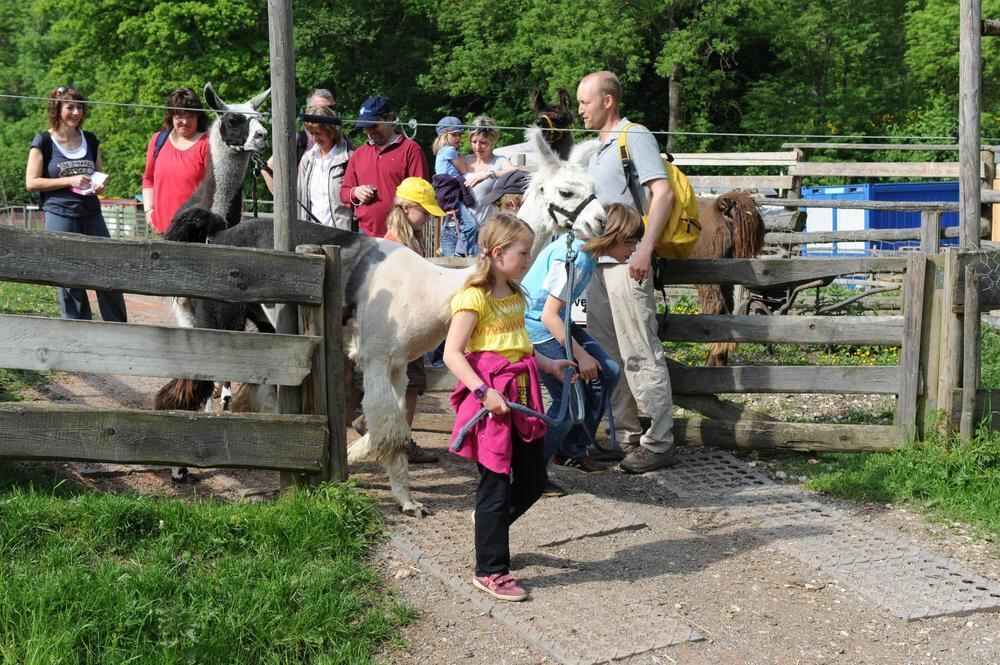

{"left": 0, "top": 227, "right": 345, "bottom": 481}
{"left": 0, "top": 224, "right": 325, "bottom": 304}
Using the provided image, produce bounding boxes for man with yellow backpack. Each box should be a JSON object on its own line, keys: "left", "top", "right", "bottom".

{"left": 575, "top": 70, "right": 680, "bottom": 474}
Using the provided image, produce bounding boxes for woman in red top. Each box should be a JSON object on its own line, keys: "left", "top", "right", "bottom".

{"left": 141, "top": 88, "right": 210, "bottom": 234}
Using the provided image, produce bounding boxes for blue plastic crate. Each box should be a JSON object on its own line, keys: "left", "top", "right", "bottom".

{"left": 801, "top": 182, "right": 958, "bottom": 254}
{"left": 867, "top": 181, "right": 958, "bottom": 251}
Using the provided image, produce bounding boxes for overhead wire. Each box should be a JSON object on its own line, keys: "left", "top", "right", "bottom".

{"left": 2, "top": 92, "right": 998, "bottom": 144}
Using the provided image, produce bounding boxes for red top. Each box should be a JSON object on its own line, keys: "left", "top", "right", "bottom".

{"left": 141, "top": 132, "right": 210, "bottom": 233}
{"left": 339, "top": 134, "right": 429, "bottom": 238}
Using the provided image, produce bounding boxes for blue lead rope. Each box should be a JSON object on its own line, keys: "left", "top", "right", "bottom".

{"left": 450, "top": 402, "right": 559, "bottom": 452}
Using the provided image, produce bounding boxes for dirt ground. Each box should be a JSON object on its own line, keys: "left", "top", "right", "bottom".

{"left": 20, "top": 294, "right": 1000, "bottom": 665}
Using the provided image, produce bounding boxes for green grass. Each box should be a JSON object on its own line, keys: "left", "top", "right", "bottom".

{"left": 0, "top": 465, "right": 412, "bottom": 664}
{"left": 0, "top": 282, "right": 59, "bottom": 402}
{"left": 0, "top": 281, "right": 60, "bottom": 317}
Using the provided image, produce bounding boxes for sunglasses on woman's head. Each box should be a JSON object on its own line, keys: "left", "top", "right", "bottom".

{"left": 55, "top": 86, "right": 76, "bottom": 95}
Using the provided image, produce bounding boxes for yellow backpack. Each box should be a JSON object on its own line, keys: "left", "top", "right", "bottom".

{"left": 618, "top": 122, "right": 701, "bottom": 259}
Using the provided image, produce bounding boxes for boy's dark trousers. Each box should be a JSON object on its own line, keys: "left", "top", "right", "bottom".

{"left": 474, "top": 436, "right": 546, "bottom": 576}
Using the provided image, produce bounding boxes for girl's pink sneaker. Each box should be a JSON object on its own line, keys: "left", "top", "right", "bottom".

{"left": 472, "top": 573, "right": 528, "bottom": 601}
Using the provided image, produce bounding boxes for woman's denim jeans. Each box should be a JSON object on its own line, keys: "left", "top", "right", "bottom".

{"left": 45, "top": 210, "right": 128, "bottom": 322}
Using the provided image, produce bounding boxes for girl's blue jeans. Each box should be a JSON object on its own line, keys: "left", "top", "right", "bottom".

{"left": 534, "top": 326, "right": 620, "bottom": 461}
{"left": 439, "top": 203, "right": 479, "bottom": 257}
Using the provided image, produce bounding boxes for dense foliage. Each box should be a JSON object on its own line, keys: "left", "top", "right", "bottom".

{"left": 1, "top": 0, "right": 999, "bottom": 203}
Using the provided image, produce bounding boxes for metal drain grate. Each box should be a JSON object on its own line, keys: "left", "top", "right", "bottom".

{"left": 652, "top": 448, "right": 1000, "bottom": 620}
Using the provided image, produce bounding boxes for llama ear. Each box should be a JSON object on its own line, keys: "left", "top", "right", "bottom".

{"left": 247, "top": 88, "right": 271, "bottom": 111}
{"left": 204, "top": 83, "right": 227, "bottom": 114}
{"left": 529, "top": 88, "right": 544, "bottom": 114}
{"left": 569, "top": 139, "right": 600, "bottom": 167}
{"left": 526, "top": 126, "right": 560, "bottom": 169}
{"left": 557, "top": 89, "right": 572, "bottom": 112}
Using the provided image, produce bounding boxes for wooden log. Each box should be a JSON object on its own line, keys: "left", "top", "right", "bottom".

{"left": 0, "top": 224, "right": 325, "bottom": 304}
{"left": 673, "top": 418, "right": 899, "bottom": 452}
{"left": 766, "top": 224, "right": 980, "bottom": 247}
{"left": 781, "top": 142, "right": 963, "bottom": 152}
{"left": 656, "top": 257, "right": 908, "bottom": 288}
{"left": 413, "top": 412, "right": 897, "bottom": 452}
{"left": 760, "top": 206, "right": 807, "bottom": 232}
{"left": 670, "top": 151, "right": 799, "bottom": 167}
{"left": 768, "top": 227, "right": 926, "bottom": 245}
{"left": 760, "top": 198, "right": 960, "bottom": 212}
{"left": 660, "top": 314, "right": 904, "bottom": 346}
{"left": 668, "top": 365, "right": 902, "bottom": 395}
{"left": 0, "top": 315, "right": 317, "bottom": 385}
{"left": 0, "top": 402, "right": 327, "bottom": 472}
{"left": 897, "top": 254, "right": 927, "bottom": 441}
{"left": 789, "top": 162, "right": 980, "bottom": 179}
{"left": 960, "top": 266, "right": 980, "bottom": 441}
{"left": 686, "top": 175, "right": 795, "bottom": 191}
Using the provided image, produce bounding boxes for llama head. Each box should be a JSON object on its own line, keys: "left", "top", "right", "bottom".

{"left": 517, "top": 126, "right": 605, "bottom": 260}
{"left": 529, "top": 88, "right": 574, "bottom": 159}
{"left": 204, "top": 82, "right": 270, "bottom": 153}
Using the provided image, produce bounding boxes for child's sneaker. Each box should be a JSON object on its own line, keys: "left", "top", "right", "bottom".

{"left": 473, "top": 573, "right": 528, "bottom": 601}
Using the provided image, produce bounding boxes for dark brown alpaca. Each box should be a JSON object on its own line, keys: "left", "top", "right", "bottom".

{"left": 688, "top": 191, "right": 766, "bottom": 366}
{"left": 530, "top": 88, "right": 574, "bottom": 160}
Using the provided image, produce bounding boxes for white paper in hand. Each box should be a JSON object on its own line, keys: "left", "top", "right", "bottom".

{"left": 72, "top": 171, "right": 107, "bottom": 196}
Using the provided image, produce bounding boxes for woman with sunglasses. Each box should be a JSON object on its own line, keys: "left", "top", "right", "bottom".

{"left": 141, "top": 88, "right": 210, "bottom": 234}
{"left": 463, "top": 116, "right": 515, "bottom": 226}
{"left": 25, "top": 86, "right": 128, "bottom": 323}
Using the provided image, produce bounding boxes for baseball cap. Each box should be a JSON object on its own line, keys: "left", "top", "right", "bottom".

{"left": 478, "top": 170, "right": 531, "bottom": 208}
{"left": 435, "top": 116, "right": 463, "bottom": 135}
{"left": 356, "top": 96, "right": 394, "bottom": 128}
{"left": 395, "top": 177, "right": 447, "bottom": 217}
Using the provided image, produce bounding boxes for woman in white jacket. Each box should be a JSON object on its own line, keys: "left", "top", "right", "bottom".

{"left": 296, "top": 105, "right": 353, "bottom": 229}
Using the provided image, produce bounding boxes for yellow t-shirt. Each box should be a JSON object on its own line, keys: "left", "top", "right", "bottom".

{"left": 450, "top": 286, "right": 533, "bottom": 363}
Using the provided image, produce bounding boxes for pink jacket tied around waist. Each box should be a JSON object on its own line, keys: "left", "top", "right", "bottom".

{"left": 450, "top": 351, "right": 547, "bottom": 475}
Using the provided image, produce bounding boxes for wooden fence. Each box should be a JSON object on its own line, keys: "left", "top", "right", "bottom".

{"left": 0, "top": 224, "right": 347, "bottom": 485}
{"left": 416, "top": 202, "right": 1000, "bottom": 451}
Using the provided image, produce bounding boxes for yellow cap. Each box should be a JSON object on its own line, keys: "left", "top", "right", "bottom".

{"left": 395, "top": 177, "right": 446, "bottom": 217}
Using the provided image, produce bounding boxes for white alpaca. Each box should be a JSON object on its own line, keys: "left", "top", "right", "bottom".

{"left": 157, "top": 127, "right": 605, "bottom": 515}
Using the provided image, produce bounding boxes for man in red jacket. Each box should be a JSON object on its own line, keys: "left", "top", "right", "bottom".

{"left": 341, "top": 95, "right": 430, "bottom": 237}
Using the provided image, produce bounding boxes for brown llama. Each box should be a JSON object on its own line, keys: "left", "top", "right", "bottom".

{"left": 688, "top": 191, "right": 766, "bottom": 366}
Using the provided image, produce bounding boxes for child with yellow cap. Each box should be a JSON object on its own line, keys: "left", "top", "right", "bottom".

{"left": 381, "top": 176, "right": 446, "bottom": 463}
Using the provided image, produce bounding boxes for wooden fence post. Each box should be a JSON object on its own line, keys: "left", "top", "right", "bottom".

{"left": 321, "top": 245, "right": 348, "bottom": 482}
{"left": 897, "top": 253, "right": 927, "bottom": 442}
{"left": 916, "top": 253, "right": 945, "bottom": 434}
{"left": 920, "top": 211, "right": 942, "bottom": 254}
{"left": 960, "top": 265, "right": 981, "bottom": 442}
{"left": 291, "top": 244, "right": 349, "bottom": 485}
{"left": 935, "top": 250, "right": 963, "bottom": 434}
